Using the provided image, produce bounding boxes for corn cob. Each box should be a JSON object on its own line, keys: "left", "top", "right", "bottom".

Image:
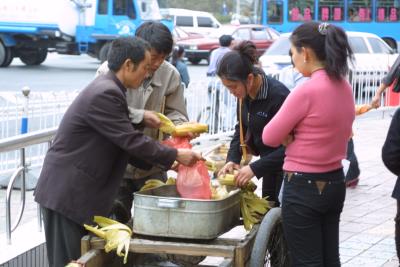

{"left": 84, "top": 216, "right": 132, "bottom": 264}
{"left": 355, "top": 104, "right": 372, "bottom": 115}
{"left": 156, "top": 112, "right": 176, "bottom": 134}
{"left": 172, "top": 122, "right": 208, "bottom": 137}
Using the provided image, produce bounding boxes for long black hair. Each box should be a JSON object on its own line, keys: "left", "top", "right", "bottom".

{"left": 290, "top": 22, "right": 354, "bottom": 80}
{"left": 216, "top": 40, "right": 261, "bottom": 82}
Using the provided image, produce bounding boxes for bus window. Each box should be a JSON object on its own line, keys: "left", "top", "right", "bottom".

{"left": 376, "top": 1, "right": 400, "bottom": 22}
{"left": 318, "top": 0, "right": 344, "bottom": 21}
{"left": 267, "top": 0, "right": 283, "bottom": 24}
{"left": 348, "top": 0, "right": 372, "bottom": 22}
{"left": 98, "top": 0, "right": 108, "bottom": 14}
{"left": 288, "top": 0, "right": 315, "bottom": 22}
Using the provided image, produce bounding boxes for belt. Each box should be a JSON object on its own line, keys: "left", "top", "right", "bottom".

{"left": 284, "top": 171, "right": 343, "bottom": 195}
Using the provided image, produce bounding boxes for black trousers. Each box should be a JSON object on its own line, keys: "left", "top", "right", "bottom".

{"left": 262, "top": 171, "right": 283, "bottom": 205}
{"left": 346, "top": 138, "right": 360, "bottom": 181}
{"left": 282, "top": 169, "right": 346, "bottom": 267}
{"left": 395, "top": 200, "right": 400, "bottom": 261}
{"left": 41, "top": 206, "right": 87, "bottom": 267}
{"left": 110, "top": 172, "right": 167, "bottom": 223}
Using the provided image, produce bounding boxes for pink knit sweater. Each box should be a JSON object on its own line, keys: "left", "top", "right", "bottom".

{"left": 262, "top": 69, "right": 355, "bottom": 173}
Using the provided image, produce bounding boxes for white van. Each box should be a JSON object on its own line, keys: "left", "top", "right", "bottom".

{"left": 160, "top": 8, "right": 221, "bottom": 36}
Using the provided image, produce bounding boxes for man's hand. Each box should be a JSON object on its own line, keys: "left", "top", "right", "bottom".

{"left": 176, "top": 149, "right": 203, "bottom": 166}
{"left": 143, "top": 111, "right": 161, "bottom": 129}
{"left": 218, "top": 161, "right": 240, "bottom": 177}
{"left": 234, "top": 165, "right": 254, "bottom": 187}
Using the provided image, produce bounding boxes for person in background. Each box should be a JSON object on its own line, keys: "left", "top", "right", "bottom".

{"left": 382, "top": 107, "right": 400, "bottom": 263}
{"left": 371, "top": 54, "right": 400, "bottom": 108}
{"left": 34, "top": 37, "right": 202, "bottom": 267}
{"left": 262, "top": 22, "right": 355, "bottom": 266}
{"left": 278, "top": 50, "right": 309, "bottom": 91}
{"left": 207, "top": 34, "right": 234, "bottom": 77}
{"left": 96, "top": 22, "right": 189, "bottom": 223}
{"left": 171, "top": 45, "right": 190, "bottom": 87}
{"left": 217, "top": 40, "right": 290, "bottom": 205}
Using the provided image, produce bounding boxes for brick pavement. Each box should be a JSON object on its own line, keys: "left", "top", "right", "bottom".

{"left": 1, "top": 107, "right": 400, "bottom": 266}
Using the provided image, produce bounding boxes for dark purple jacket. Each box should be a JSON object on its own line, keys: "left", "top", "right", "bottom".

{"left": 34, "top": 71, "right": 177, "bottom": 224}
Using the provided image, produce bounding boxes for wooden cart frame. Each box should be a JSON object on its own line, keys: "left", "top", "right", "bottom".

{"left": 77, "top": 207, "right": 288, "bottom": 267}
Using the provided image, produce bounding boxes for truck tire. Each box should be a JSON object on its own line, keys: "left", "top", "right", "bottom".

{"left": 99, "top": 42, "right": 112, "bottom": 63}
{"left": 19, "top": 48, "right": 47, "bottom": 66}
{"left": 0, "top": 41, "right": 13, "bottom": 67}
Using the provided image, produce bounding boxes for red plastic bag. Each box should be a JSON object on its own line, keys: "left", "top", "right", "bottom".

{"left": 162, "top": 137, "right": 211, "bottom": 199}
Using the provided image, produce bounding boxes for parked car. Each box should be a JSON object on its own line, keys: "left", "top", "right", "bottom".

{"left": 259, "top": 31, "right": 399, "bottom": 94}
{"left": 172, "top": 26, "right": 203, "bottom": 42}
{"left": 177, "top": 24, "right": 280, "bottom": 64}
{"left": 160, "top": 8, "right": 221, "bottom": 36}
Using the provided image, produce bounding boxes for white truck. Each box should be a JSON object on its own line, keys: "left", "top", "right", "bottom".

{"left": 0, "top": 0, "right": 171, "bottom": 67}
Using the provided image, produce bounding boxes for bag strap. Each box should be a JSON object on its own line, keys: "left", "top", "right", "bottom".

{"left": 239, "top": 99, "right": 247, "bottom": 163}
{"left": 158, "top": 96, "right": 166, "bottom": 141}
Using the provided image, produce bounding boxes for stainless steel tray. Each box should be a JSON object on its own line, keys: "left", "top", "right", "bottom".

{"left": 133, "top": 185, "right": 240, "bottom": 240}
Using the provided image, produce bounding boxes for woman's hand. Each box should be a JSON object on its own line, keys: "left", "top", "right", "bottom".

{"left": 282, "top": 134, "right": 294, "bottom": 146}
{"left": 218, "top": 161, "right": 240, "bottom": 177}
{"left": 234, "top": 165, "right": 254, "bottom": 187}
{"left": 371, "top": 94, "right": 382, "bottom": 109}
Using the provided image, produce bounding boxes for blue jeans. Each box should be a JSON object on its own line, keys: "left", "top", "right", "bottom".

{"left": 282, "top": 169, "right": 346, "bottom": 267}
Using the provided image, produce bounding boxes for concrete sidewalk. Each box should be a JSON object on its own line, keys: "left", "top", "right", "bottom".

{"left": 1, "top": 107, "right": 400, "bottom": 266}
{"left": 340, "top": 108, "right": 398, "bottom": 266}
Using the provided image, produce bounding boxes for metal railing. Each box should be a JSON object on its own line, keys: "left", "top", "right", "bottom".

{"left": 0, "top": 127, "right": 57, "bottom": 244}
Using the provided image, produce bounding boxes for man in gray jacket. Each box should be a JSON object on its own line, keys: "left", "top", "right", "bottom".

{"left": 34, "top": 37, "right": 201, "bottom": 267}
{"left": 96, "top": 22, "right": 189, "bottom": 222}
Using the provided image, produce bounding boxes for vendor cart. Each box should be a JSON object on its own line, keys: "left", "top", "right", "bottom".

{"left": 77, "top": 206, "right": 289, "bottom": 267}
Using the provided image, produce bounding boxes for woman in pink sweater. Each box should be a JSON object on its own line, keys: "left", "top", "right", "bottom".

{"left": 262, "top": 22, "right": 355, "bottom": 266}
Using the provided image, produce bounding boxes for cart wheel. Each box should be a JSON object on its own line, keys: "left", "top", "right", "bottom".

{"left": 249, "top": 207, "right": 290, "bottom": 267}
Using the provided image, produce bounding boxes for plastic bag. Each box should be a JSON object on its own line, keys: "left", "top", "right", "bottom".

{"left": 163, "top": 137, "right": 211, "bottom": 199}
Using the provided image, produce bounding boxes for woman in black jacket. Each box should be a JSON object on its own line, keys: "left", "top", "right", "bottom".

{"left": 217, "top": 41, "right": 290, "bottom": 205}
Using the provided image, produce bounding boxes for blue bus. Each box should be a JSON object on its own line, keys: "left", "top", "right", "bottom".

{"left": 259, "top": 0, "right": 400, "bottom": 49}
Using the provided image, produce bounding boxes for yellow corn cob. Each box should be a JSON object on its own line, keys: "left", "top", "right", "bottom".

{"left": 355, "top": 104, "right": 372, "bottom": 115}
{"left": 156, "top": 112, "right": 176, "bottom": 134}
{"left": 84, "top": 216, "right": 132, "bottom": 264}
{"left": 139, "top": 179, "right": 166, "bottom": 191}
{"left": 172, "top": 122, "right": 208, "bottom": 137}
{"left": 205, "top": 160, "right": 217, "bottom": 172}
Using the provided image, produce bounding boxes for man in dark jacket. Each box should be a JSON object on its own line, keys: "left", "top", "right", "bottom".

{"left": 382, "top": 107, "right": 400, "bottom": 262}
{"left": 34, "top": 37, "right": 202, "bottom": 267}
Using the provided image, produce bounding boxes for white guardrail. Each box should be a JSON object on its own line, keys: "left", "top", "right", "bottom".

{"left": 0, "top": 69, "right": 397, "bottom": 178}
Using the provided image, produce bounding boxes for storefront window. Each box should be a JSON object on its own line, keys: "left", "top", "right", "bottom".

{"left": 288, "top": 0, "right": 315, "bottom": 22}
{"left": 267, "top": 0, "right": 283, "bottom": 24}
{"left": 376, "top": 0, "right": 400, "bottom": 22}
{"left": 318, "top": 0, "right": 344, "bottom": 21}
{"left": 348, "top": 0, "right": 372, "bottom": 22}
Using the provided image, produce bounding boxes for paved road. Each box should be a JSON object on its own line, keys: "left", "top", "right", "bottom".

{"left": 0, "top": 54, "right": 208, "bottom": 92}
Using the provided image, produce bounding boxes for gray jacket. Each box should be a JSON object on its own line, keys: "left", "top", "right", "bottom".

{"left": 96, "top": 61, "right": 188, "bottom": 179}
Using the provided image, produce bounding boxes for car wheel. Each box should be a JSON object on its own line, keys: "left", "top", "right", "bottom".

{"left": 188, "top": 58, "right": 201, "bottom": 65}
